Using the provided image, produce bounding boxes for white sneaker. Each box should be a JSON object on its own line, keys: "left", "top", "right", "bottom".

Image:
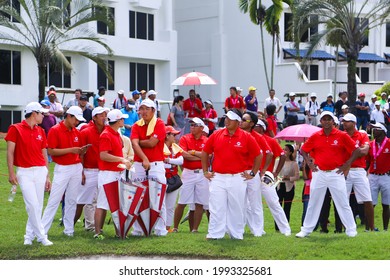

{"left": 63, "top": 232, "right": 74, "bottom": 237}
{"left": 40, "top": 239, "right": 53, "bottom": 246}
{"left": 346, "top": 232, "right": 357, "bottom": 237}
{"left": 295, "top": 231, "right": 309, "bottom": 238}
{"left": 24, "top": 239, "right": 32, "bottom": 246}
{"left": 283, "top": 232, "right": 292, "bottom": 237}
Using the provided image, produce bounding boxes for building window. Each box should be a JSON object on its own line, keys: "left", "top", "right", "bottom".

{"left": 97, "top": 60, "right": 115, "bottom": 90}
{"left": 356, "top": 67, "right": 369, "bottom": 83}
{"left": 284, "top": 13, "right": 318, "bottom": 42}
{"left": 46, "top": 56, "right": 71, "bottom": 88}
{"left": 97, "top": 7, "right": 115, "bottom": 35}
{"left": 355, "top": 18, "right": 369, "bottom": 46}
{"left": 386, "top": 22, "right": 390, "bottom": 47}
{"left": 284, "top": 13, "right": 293, "bottom": 42}
{"left": 129, "top": 10, "right": 154, "bottom": 41}
{"left": 0, "top": 0, "right": 20, "bottom": 23}
{"left": 129, "top": 62, "right": 155, "bottom": 91}
{"left": 303, "top": 65, "right": 319, "bottom": 81}
{"left": 300, "top": 15, "right": 318, "bottom": 42}
{"left": 0, "top": 49, "right": 21, "bottom": 85}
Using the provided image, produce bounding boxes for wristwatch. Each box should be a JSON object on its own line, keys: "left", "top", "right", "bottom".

{"left": 249, "top": 171, "right": 255, "bottom": 177}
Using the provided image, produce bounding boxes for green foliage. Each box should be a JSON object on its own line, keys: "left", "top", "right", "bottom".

{"left": 374, "top": 82, "right": 390, "bottom": 96}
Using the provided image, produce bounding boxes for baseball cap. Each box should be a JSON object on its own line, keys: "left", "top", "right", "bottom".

{"left": 374, "top": 100, "right": 381, "bottom": 106}
{"left": 132, "top": 90, "right": 140, "bottom": 96}
{"left": 289, "top": 92, "right": 296, "bottom": 97}
{"left": 97, "top": 96, "right": 105, "bottom": 102}
{"left": 224, "top": 110, "right": 242, "bottom": 121}
{"left": 341, "top": 104, "right": 349, "bottom": 110}
{"left": 92, "top": 106, "right": 109, "bottom": 117}
{"left": 358, "top": 92, "right": 365, "bottom": 97}
{"left": 371, "top": 94, "right": 377, "bottom": 99}
{"left": 333, "top": 116, "right": 339, "bottom": 125}
{"left": 204, "top": 99, "right": 213, "bottom": 105}
{"left": 371, "top": 122, "right": 388, "bottom": 133}
{"left": 140, "top": 90, "right": 146, "bottom": 94}
{"left": 48, "top": 85, "right": 56, "bottom": 91}
{"left": 127, "top": 100, "right": 136, "bottom": 108}
{"left": 107, "top": 109, "right": 129, "bottom": 122}
{"left": 139, "top": 99, "right": 156, "bottom": 109}
{"left": 310, "top": 92, "right": 317, "bottom": 98}
{"left": 381, "top": 92, "right": 387, "bottom": 96}
{"left": 342, "top": 113, "right": 357, "bottom": 123}
{"left": 203, "top": 125, "right": 209, "bottom": 135}
{"left": 256, "top": 119, "right": 266, "bottom": 130}
{"left": 24, "top": 102, "right": 49, "bottom": 114}
{"left": 236, "top": 87, "right": 242, "bottom": 91}
{"left": 66, "top": 106, "right": 86, "bottom": 122}
{"left": 327, "top": 93, "right": 333, "bottom": 98}
{"left": 165, "top": 126, "right": 180, "bottom": 135}
{"left": 248, "top": 86, "right": 257, "bottom": 91}
{"left": 146, "top": 90, "right": 157, "bottom": 98}
{"left": 319, "top": 110, "right": 334, "bottom": 120}
{"left": 40, "top": 100, "right": 51, "bottom": 107}
{"left": 117, "top": 90, "right": 125, "bottom": 95}
{"left": 79, "top": 95, "right": 88, "bottom": 101}
{"left": 47, "top": 90, "right": 56, "bottom": 96}
{"left": 190, "top": 117, "right": 205, "bottom": 127}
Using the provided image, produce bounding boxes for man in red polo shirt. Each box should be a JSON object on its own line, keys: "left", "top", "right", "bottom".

{"left": 239, "top": 112, "right": 271, "bottom": 237}
{"left": 254, "top": 119, "right": 291, "bottom": 236}
{"left": 297, "top": 111, "right": 362, "bottom": 238}
{"left": 367, "top": 122, "right": 390, "bottom": 231}
{"left": 73, "top": 107, "right": 109, "bottom": 231}
{"left": 42, "top": 106, "right": 87, "bottom": 238}
{"left": 94, "top": 109, "right": 131, "bottom": 239}
{"left": 201, "top": 109, "right": 262, "bottom": 240}
{"left": 5, "top": 102, "right": 53, "bottom": 246}
{"left": 342, "top": 113, "right": 375, "bottom": 231}
{"left": 223, "top": 87, "right": 246, "bottom": 113}
{"left": 131, "top": 99, "right": 167, "bottom": 236}
{"left": 172, "top": 117, "right": 209, "bottom": 233}
{"left": 182, "top": 89, "right": 203, "bottom": 135}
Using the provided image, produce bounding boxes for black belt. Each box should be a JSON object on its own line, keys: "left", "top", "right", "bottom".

{"left": 189, "top": 169, "right": 201, "bottom": 173}
{"left": 371, "top": 172, "right": 390, "bottom": 176}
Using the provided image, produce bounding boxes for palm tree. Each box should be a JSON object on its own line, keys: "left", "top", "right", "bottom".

{"left": 239, "top": 0, "right": 292, "bottom": 90}
{"left": 292, "top": 0, "right": 390, "bottom": 110}
{"left": 0, "top": 0, "right": 113, "bottom": 101}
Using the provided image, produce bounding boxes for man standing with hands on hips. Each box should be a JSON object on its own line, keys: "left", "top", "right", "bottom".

{"left": 296, "top": 111, "right": 363, "bottom": 238}
{"left": 201, "top": 109, "right": 262, "bottom": 240}
{"left": 6, "top": 102, "right": 53, "bottom": 246}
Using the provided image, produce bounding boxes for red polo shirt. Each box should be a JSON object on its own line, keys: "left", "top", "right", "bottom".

{"left": 201, "top": 109, "right": 218, "bottom": 131}
{"left": 98, "top": 125, "right": 123, "bottom": 171}
{"left": 348, "top": 130, "right": 370, "bottom": 168}
{"left": 179, "top": 133, "right": 208, "bottom": 170}
{"left": 5, "top": 121, "right": 47, "bottom": 167}
{"left": 47, "top": 121, "right": 82, "bottom": 165}
{"left": 165, "top": 148, "right": 183, "bottom": 178}
{"left": 183, "top": 98, "right": 203, "bottom": 118}
{"left": 224, "top": 95, "right": 245, "bottom": 110}
{"left": 263, "top": 134, "right": 284, "bottom": 172}
{"left": 203, "top": 128, "right": 260, "bottom": 174}
{"left": 301, "top": 128, "right": 357, "bottom": 170}
{"left": 80, "top": 123, "right": 105, "bottom": 169}
{"left": 245, "top": 130, "right": 269, "bottom": 170}
{"left": 131, "top": 118, "right": 165, "bottom": 162}
{"left": 367, "top": 137, "right": 390, "bottom": 174}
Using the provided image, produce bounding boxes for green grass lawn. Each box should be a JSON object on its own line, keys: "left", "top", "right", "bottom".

{"left": 0, "top": 138, "right": 389, "bottom": 260}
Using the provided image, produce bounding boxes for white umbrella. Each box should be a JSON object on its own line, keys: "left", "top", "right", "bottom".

{"left": 171, "top": 71, "right": 217, "bottom": 87}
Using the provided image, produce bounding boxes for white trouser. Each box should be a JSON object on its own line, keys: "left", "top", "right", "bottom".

{"left": 42, "top": 163, "right": 82, "bottom": 235}
{"left": 131, "top": 161, "right": 168, "bottom": 236}
{"left": 260, "top": 181, "right": 291, "bottom": 235}
{"left": 16, "top": 166, "right": 48, "bottom": 242}
{"left": 78, "top": 168, "right": 98, "bottom": 230}
{"left": 207, "top": 173, "right": 247, "bottom": 240}
{"left": 178, "top": 168, "right": 209, "bottom": 206}
{"left": 369, "top": 174, "right": 390, "bottom": 205}
{"left": 165, "top": 189, "right": 179, "bottom": 227}
{"left": 245, "top": 171, "right": 264, "bottom": 236}
{"left": 345, "top": 168, "right": 372, "bottom": 203}
{"left": 301, "top": 170, "right": 357, "bottom": 236}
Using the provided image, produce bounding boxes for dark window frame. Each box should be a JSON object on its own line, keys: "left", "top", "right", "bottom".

{"left": 129, "top": 10, "right": 154, "bottom": 41}
{"left": 0, "top": 49, "right": 21, "bottom": 85}
{"left": 129, "top": 62, "right": 155, "bottom": 91}
{"left": 46, "top": 56, "right": 72, "bottom": 88}
{"left": 97, "top": 6, "right": 115, "bottom": 36}
{"left": 97, "top": 60, "right": 115, "bottom": 91}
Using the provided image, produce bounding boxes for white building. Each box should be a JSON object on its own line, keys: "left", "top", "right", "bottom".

{"left": 0, "top": 0, "right": 177, "bottom": 131}
{"left": 173, "top": 0, "right": 390, "bottom": 118}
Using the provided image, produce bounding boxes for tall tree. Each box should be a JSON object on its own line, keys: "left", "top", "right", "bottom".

{"left": 239, "top": 0, "right": 292, "bottom": 90}
{"left": 0, "top": 0, "right": 113, "bottom": 101}
{"left": 292, "top": 0, "right": 390, "bottom": 110}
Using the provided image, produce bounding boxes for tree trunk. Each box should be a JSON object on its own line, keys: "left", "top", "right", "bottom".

{"left": 346, "top": 54, "right": 358, "bottom": 115}
{"left": 38, "top": 65, "right": 47, "bottom": 102}
{"left": 259, "top": 23, "right": 270, "bottom": 91}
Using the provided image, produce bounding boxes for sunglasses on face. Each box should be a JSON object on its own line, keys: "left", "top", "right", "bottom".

{"left": 241, "top": 118, "right": 251, "bottom": 123}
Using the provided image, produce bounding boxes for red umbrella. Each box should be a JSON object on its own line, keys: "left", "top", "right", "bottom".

{"left": 171, "top": 71, "right": 217, "bottom": 87}
{"left": 275, "top": 124, "right": 321, "bottom": 142}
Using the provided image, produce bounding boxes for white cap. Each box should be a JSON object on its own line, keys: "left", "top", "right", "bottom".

{"left": 92, "top": 106, "right": 110, "bottom": 117}
{"left": 203, "top": 126, "right": 209, "bottom": 134}
{"left": 342, "top": 113, "right": 357, "bottom": 123}
{"left": 139, "top": 99, "right": 156, "bottom": 109}
{"left": 190, "top": 117, "right": 205, "bottom": 127}
{"left": 381, "top": 92, "right": 387, "bottom": 96}
{"left": 327, "top": 93, "right": 333, "bottom": 98}
{"left": 224, "top": 110, "right": 242, "bottom": 121}
{"left": 204, "top": 100, "right": 213, "bottom": 105}
{"left": 289, "top": 92, "right": 296, "bottom": 97}
{"left": 319, "top": 111, "right": 334, "bottom": 120}
{"left": 341, "top": 104, "right": 349, "bottom": 110}
{"left": 333, "top": 116, "right": 339, "bottom": 125}
{"left": 310, "top": 92, "right": 317, "bottom": 97}
{"left": 146, "top": 90, "right": 157, "bottom": 98}
{"left": 24, "top": 102, "right": 49, "bottom": 114}
{"left": 256, "top": 119, "right": 266, "bottom": 130}
{"left": 371, "top": 94, "right": 378, "bottom": 99}
{"left": 66, "top": 106, "right": 86, "bottom": 122}
{"left": 107, "top": 109, "right": 129, "bottom": 122}
{"left": 117, "top": 90, "right": 125, "bottom": 95}
{"left": 236, "top": 87, "right": 242, "bottom": 91}
{"left": 374, "top": 101, "right": 381, "bottom": 106}
{"left": 371, "top": 122, "right": 388, "bottom": 133}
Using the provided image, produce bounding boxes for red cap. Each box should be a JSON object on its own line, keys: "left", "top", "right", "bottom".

{"left": 98, "top": 96, "right": 105, "bottom": 102}
{"left": 165, "top": 125, "right": 180, "bottom": 135}
{"left": 48, "top": 90, "right": 56, "bottom": 96}
{"left": 358, "top": 92, "right": 365, "bottom": 97}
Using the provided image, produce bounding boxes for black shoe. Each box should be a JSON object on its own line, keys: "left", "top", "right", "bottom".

{"left": 320, "top": 229, "right": 329, "bottom": 234}
{"left": 334, "top": 230, "right": 343, "bottom": 233}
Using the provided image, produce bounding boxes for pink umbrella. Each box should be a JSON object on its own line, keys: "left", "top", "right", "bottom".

{"left": 275, "top": 124, "right": 321, "bottom": 142}
{"left": 171, "top": 71, "right": 217, "bottom": 87}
